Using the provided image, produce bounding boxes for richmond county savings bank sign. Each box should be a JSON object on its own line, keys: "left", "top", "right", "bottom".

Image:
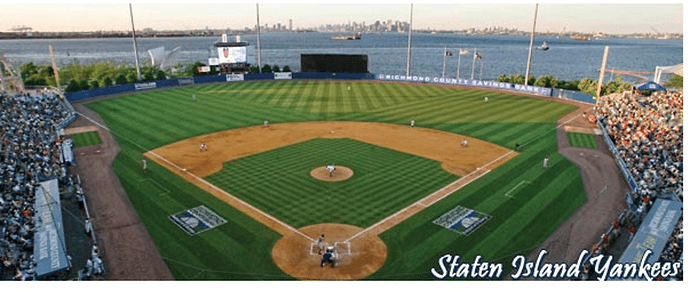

{"left": 376, "top": 74, "right": 552, "bottom": 96}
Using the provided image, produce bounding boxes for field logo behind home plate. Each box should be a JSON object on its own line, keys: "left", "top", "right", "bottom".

{"left": 433, "top": 206, "right": 491, "bottom": 235}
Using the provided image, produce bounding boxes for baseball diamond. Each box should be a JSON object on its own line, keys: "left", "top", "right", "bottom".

{"left": 81, "top": 80, "right": 593, "bottom": 280}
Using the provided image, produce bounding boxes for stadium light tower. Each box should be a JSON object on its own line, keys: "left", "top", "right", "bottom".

{"left": 256, "top": 3, "right": 262, "bottom": 73}
{"left": 405, "top": 4, "right": 413, "bottom": 76}
{"left": 524, "top": 3, "right": 538, "bottom": 86}
{"left": 129, "top": 3, "right": 141, "bottom": 80}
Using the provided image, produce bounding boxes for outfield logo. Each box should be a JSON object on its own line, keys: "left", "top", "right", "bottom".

{"left": 134, "top": 82, "right": 157, "bottom": 90}
{"left": 226, "top": 74, "right": 245, "bottom": 82}
{"left": 169, "top": 205, "right": 227, "bottom": 235}
{"left": 433, "top": 206, "right": 490, "bottom": 235}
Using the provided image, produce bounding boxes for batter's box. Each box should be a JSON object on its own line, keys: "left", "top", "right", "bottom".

{"left": 309, "top": 241, "right": 351, "bottom": 256}
{"left": 433, "top": 205, "right": 491, "bottom": 235}
{"left": 169, "top": 205, "right": 227, "bottom": 235}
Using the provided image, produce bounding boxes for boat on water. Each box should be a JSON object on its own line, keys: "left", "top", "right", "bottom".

{"left": 537, "top": 41, "right": 549, "bottom": 50}
{"left": 332, "top": 32, "right": 361, "bottom": 40}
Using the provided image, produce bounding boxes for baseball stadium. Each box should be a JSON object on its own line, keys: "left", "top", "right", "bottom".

{"left": 2, "top": 58, "right": 683, "bottom": 281}
{"left": 0, "top": 19, "right": 683, "bottom": 282}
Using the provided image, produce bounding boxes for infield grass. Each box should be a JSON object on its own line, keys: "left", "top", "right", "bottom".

{"left": 85, "top": 80, "right": 585, "bottom": 280}
{"left": 205, "top": 138, "right": 458, "bottom": 228}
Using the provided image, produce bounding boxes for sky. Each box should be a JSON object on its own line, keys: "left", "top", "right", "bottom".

{"left": 0, "top": 1, "right": 684, "bottom": 34}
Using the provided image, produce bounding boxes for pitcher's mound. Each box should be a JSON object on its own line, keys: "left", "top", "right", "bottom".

{"left": 271, "top": 223, "right": 387, "bottom": 280}
{"left": 310, "top": 166, "right": 353, "bottom": 182}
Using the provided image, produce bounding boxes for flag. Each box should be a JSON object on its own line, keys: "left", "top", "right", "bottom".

{"left": 474, "top": 52, "right": 483, "bottom": 60}
{"left": 445, "top": 50, "right": 453, "bottom": 56}
{"left": 459, "top": 49, "right": 471, "bottom": 55}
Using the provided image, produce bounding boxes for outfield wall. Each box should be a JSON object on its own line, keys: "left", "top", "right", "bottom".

{"left": 64, "top": 72, "right": 595, "bottom": 104}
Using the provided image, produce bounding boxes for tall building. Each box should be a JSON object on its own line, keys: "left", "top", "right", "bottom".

{"left": 289, "top": 19, "right": 293, "bottom": 31}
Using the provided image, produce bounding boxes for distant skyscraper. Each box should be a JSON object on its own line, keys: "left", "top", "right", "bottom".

{"left": 289, "top": 19, "right": 293, "bottom": 31}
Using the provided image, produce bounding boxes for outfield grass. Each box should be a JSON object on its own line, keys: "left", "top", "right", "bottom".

{"left": 567, "top": 132, "right": 599, "bottom": 149}
{"left": 70, "top": 131, "right": 102, "bottom": 147}
{"left": 85, "top": 80, "right": 585, "bottom": 280}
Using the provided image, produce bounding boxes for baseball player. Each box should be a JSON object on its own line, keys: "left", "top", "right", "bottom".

{"left": 192, "top": 94, "right": 196, "bottom": 101}
{"left": 326, "top": 165, "right": 336, "bottom": 177}
{"left": 320, "top": 246, "right": 337, "bottom": 268}
{"left": 264, "top": 120, "right": 269, "bottom": 127}
{"left": 461, "top": 139, "right": 469, "bottom": 147}
{"left": 485, "top": 97, "right": 489, "bottom": 102}
{"left": 410, "top": 119, "right": 415, "bottom": 127}
{"left": 200, "top": 143, "right": 208, "bottom": 152}
{"left": 543, "top": 156, "right": 549, "bottom": 168}
{"left": 141, "top": 159, "right": 147, "bottom": 173}
{"left": 316, "top": 234, "right": 326, "bottom": 254}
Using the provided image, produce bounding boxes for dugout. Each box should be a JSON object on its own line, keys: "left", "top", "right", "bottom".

{"left": 301, "top": 54, "right": 369, "bottom": 73}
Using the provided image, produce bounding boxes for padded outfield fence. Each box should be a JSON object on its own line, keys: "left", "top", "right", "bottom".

{"left": 64, "top": 72, "right": 596, "bottom": 105}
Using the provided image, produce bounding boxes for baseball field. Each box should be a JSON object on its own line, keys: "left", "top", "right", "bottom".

{"left": 83, "top": 80, "right": 586, "bottom": 280}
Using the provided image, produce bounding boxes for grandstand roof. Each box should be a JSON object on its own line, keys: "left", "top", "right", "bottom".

{"left": 634, "top": 80, "right": 666, "bottom": 91}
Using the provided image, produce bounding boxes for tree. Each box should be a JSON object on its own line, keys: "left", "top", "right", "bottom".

{"left": 262, "top": 64, "right": 272, "bottom": 73}
{"left": 282, "top": 66, "right": 291, "bottom": 72}
{"left": 89, "top": 79, "right": 100, "bottom": 89}
{"left": 250, "top": 66, "right": 260, "bottom": 73}
{"left": 78, "top": 79, "right": 90, "bottom": 90}
{"left": 101, "top": 76, "right": 113, "bottom": 87}
{"left": 115, "top": 73, "right": 128, "bottom": 85}
{"left": 577, "top": 77, "right": 598, "bottom": 95}
{"left": 155, "top": 69, "right": 166, "bottom": 80}
{"left": 496, "top": 74, "right": 509, "bottom": 83}
{"left": 665, "top": 74, "right": 683, "bottom": 88}
{"left": 272, "top": 65, "right": 281, "bottom": 72}
{"left": 65, "top": 79, "right": 80, "bottom": 92}
{"left": 508, "top": 74, "right": 525, "bottom": 85}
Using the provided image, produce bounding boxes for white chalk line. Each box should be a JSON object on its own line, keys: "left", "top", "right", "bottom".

{"left": 505, "top": 180, "right": 530, "bottom": 198}
{"left": 146, "top": 151, "right": 315, "bottom": 242}
{"left": 76, "top": 111, "right": 314, "bottom": 241}
{"left": 345, "top": 150, "right": 515, "bottom": 243}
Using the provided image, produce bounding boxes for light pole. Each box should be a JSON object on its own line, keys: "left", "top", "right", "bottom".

{"left": 129, "top": 3, "right": 141, "bottom": 80}
{"left": 525, "top": 3, "right": 538, "bottom": 86}
{"left": 405, "top": 4, "right": 413, "bottom": 76}
{"left": 256, "top": 3, "right": 262, "bottom": 73}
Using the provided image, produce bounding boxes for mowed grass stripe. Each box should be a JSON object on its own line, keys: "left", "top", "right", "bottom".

{"left": 567, "top": 132, "right": 598, "bottom": 149}
{"left": 205, "top": 138, "right": 456, "bottom": 228}
{"left": 70, "top": 131, "right": 102, "bottom": 147}
{"left": 87, "top": 80, "right": 585, "bottom": 280}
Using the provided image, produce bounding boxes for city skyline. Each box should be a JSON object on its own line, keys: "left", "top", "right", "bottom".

{"left": 0, "top": 2, "right": 684, "bottom": 35}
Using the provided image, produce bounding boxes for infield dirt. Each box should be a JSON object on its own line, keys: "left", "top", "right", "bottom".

{"left": 145, "top": 121, "right": 515, "bottom": 280}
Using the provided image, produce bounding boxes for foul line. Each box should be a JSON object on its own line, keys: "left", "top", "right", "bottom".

{"left": 505, "top": 180, "right": 530, "bottom": 198}
{"left": 146, "top": 151, "right": 314, "bottom": 242}
{"left": 519, "top": 108, "right": 590, "bottom": 148}
{"left": 345, "top": 150, "right": 514, "bottom": 243}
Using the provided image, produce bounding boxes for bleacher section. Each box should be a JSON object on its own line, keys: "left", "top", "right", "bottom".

{"left": 1, "top": 90, "right": 100, "bottom": 280}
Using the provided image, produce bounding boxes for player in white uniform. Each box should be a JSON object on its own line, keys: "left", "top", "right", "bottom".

{"left": 410, "top": 119, "right": 415, "bottom": 127}
{"left": 316, "top": 234, "right": 325, "bottom": 254}
{"left": 326, "top": 165, "right": 336, "bottom": 177}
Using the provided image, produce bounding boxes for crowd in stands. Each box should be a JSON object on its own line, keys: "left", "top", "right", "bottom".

{"left": 595, "top": 90, "right": 683, "bottom": 203}
{"left": 0, "top": 92, "right": 75, "bottom": 280}
{"left": 593, "top": 89, "right": 683, "bottom": 281}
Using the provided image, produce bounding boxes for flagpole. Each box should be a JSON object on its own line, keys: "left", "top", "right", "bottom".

{"left": 525, "top": 3, "right": 538, "bottom": 86}
{"left": 406, "top": 4, "right": 413, "bottom": 76}
{"left": 442, "top": 46, "right": 447, "bottom": 78}
{"left": 456, "top": 49, "right": 461, "bottom": 79}
{"left": 471, "top": 48, "right": 477, "bottom": 80}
